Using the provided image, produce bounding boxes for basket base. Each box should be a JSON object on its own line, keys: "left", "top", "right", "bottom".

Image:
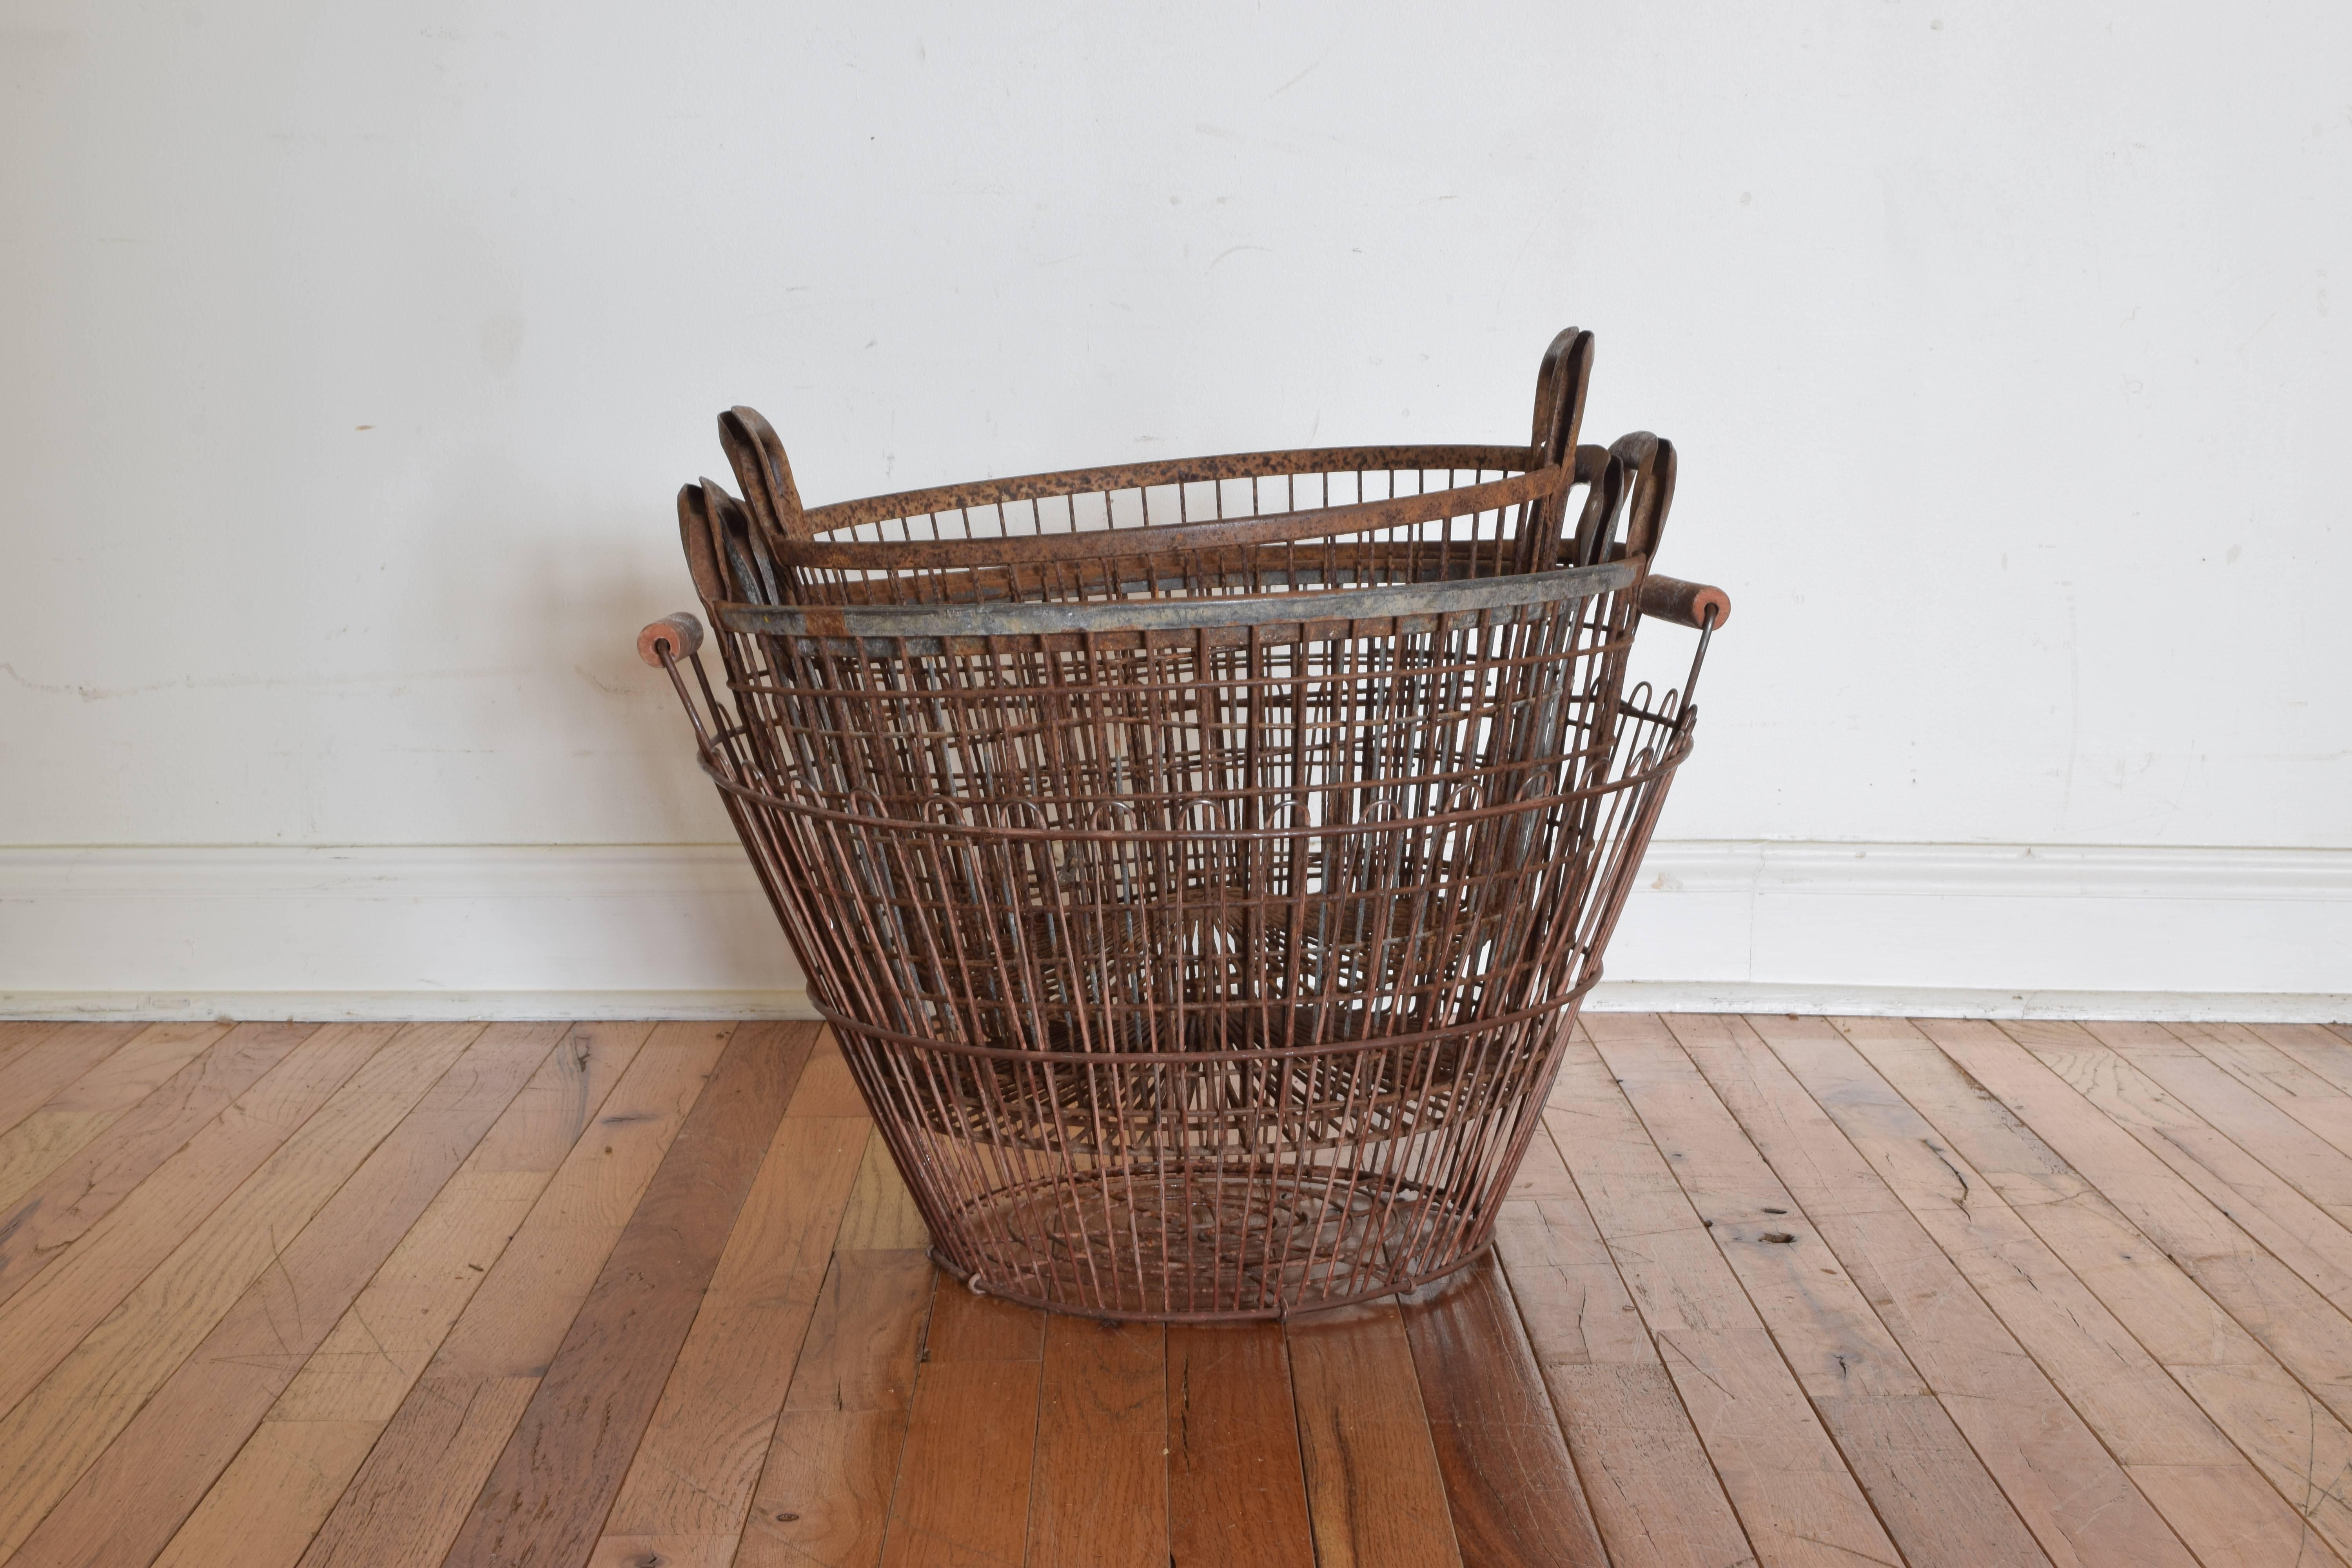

{"left": 924, "top": 1162, "right": 1494, "bottom": 1322}
{"left": 931, "top": 1241, "right": 1493, "bottom": 1324}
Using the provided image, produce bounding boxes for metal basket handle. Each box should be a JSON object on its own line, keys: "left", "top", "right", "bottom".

{"left": 719, "top": 405, "right": 812, "bottom": 543}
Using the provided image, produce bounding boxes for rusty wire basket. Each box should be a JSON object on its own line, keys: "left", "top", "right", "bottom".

{"left": 636, "top": 331, "right": 1728, "bottom": 1320}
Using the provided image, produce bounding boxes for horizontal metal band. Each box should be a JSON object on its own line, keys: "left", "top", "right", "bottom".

{"left": 716, "top": 560, "right": 1638, "bottom": 649}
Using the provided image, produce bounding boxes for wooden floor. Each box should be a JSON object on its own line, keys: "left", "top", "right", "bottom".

{"left": 4, "top": 1018, "right": 2352, "bottom": 1566}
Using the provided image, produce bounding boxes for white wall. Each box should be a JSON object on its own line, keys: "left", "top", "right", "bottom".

{"left": 4, "top": 1, "right": 2347, "bottom": 1018}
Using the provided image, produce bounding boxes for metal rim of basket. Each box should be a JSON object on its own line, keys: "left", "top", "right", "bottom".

{"left": 712, "top": 556, "right": 1638, "bottom": 646}
{"left": 788, "top": 441, "right": 1551, "bottom": 539}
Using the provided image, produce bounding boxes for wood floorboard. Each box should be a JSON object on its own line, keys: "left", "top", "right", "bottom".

{"left": 1825, "top": 1014, "right": 2352, "bottom": 1567}
{"left": 1546, "top": 1025, "right": 1905, "bottom": 1567}
{"left": 0, "top": 1022, "right": 308, "bottom": 1244}
{"left": 1166, "top": 1321, "right": 1316, "bottom": 1568}
{"left": 2164, "top": 1020, "right": 2352, "bottom": 1161}
{"left": 1589, "top": 1012, "right": 2049, "bottom": 1568}
{"left": 150, "top": 1021, "right": 652, "bottom": 1568}
{"left": 1673, "top": 1014, "right": 2195, "bottom": 1568}
{"left": 1288, "top": 1299, "right": 1463, "bottom": 1568}
{"left": 25, "top": 1011, "right": 2352, "bottom": 1568}
{"left": 296, "top": 1022, "right": 732, "bottom": 1568}
{"left": 0, "top": 1021, "right": 487, "bottom": 1559}
{"left": 0, "top": 1022, "right": 387, "bottom": 1331}
{"left": 440, "top": 1021, "right": 817, "bottom": 1568}
{"left": 0, "top": 1024, "right": 146, "bottom": 1142}
{"left": 0, "top": 1021, "right": 69, "bottom": 1067}
{"left": 2020, "top": 1018, "right": 2352, "bottom": 1316}
{"left": 1399, "top": 1253, "right": 1609, "bottom": 1568}
{"left": 0, "top": 1022, "right": 230, "bottom": 1215}
{"left": 738, "top": 1247, "right": 936, "bottom": 1568}
{"left": 11, "top": 1022, "right": 565, "bottom": 1568}
{"left": 1913, "top": 1017, "right": 2352, "bottom": 1455}
{"left": 2254, "top": 1023, "right": 2352, "bottom": 1096}
{"left": 1491, "top": 1123, "right": 1755, "bottom": 1568}
{"left": 1026, "top": 1314, "right": 1167, "bottom": 1568}
{"left": 593, "top": 1040, "right": 870, "bottom": 1562}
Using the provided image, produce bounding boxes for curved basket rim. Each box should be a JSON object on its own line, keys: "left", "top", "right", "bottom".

{"left": 779, "top": 465, "right": 1562, "bottom": 570}
{"left": 715, "top": 558, "right": 1639, "bottom": 642}
{"left": 800, "top": 441, "right": 1543, "bottom": 534}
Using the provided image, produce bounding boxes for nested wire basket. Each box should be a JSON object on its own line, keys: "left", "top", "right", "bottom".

{"left": 637, "top": 330, "right": 1729, "bottom": 1319}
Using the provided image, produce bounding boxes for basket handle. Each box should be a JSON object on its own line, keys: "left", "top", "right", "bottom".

{"left": 637, "top": 612, "right": 706, "bottom": 667}
{"left": 1611, "top": 433, "right": 1678, "bottom": 561}
{"left": 1527, "top": 328, "right": 1594, "bottom": 471}
{"left": 719, "top": 406, "right": 813, "bottom": 543}
{"left": 1637, "top": 575, "right": 1730, "bottom": 630}
{"left": 1568, "top": 446, "right": 1627, "bottom": 568}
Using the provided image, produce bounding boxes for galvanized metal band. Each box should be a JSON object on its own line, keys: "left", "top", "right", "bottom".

{"left": 714, "top": 559, "right": 1638, "bottom": 646}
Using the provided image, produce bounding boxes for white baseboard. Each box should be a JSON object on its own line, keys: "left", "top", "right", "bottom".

{"left": 2, "top": 841, "right": 2347, "bottom": 1023}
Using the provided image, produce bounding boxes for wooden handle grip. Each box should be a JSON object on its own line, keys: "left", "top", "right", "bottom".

{"left": 1637, "top": 576, "right": 1730, "bottom": 630}
{"left": 637, "top": 613, "right": 706, "bottom": 667}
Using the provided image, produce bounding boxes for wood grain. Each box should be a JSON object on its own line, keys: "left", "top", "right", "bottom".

{"left": 0, "top": 1023, "right": 143, "bottom": 1140}
{"left": 875, "top": 1359, "right": 1041, "bottom": 1568}
{"left": 1672, "top": 1013, "right": 2194, "bottom": 1568}
{"left": 2165, "top": 1020, "right": 2352, "bottom": 1160}
{"left": 0, "top": 1020, "right": 316, "bottom": 1303}
{"left": 833, "top": 1127, "right": 929, "bottom": 1250}
{"left": 593, "top": 1065, "right": 868, "bottom": 1556}
{"left": 27, "top": 1009, "right": 2352, "bottom": 1568}
{"left": 0, "top": 1020, "right": 229, "bottom": 1212}
{"left": 1544, "top": 1027, "right": 1904, "bottom": 1568}
{"left": 151, "top": 1022, "right": 653, "bottom": 1568}
{"left": 0, "top": 1020, "right": 486, "bottom": 1557}
{"left": 439, "top": 1021, "right": 816, "bottom": 1568}
{"left": 870, "top": 1245, "right": 1048, "bottom": 1568}
{"left": 1288, "top": 1300, "right": 1462, "bottom": 1568}
{"left": 1399, "top": 1253, "right": 1608, "bottom": 1568}
{"left": 10, "top": 1021, "right": 564, "bottom": 1568}
{"left": 0, "top": 1021, "right": 65, "bottom": 1067}
{"left": 1915, "top": 1017, "right": 2352, "bottom": 1445}
{"left": 1491, "top": 1116, "right": 1753, "bottom": 1568}
{"left": 2022, "top": 1018, "right": 2352, "bottom": 1316}
{"left": 150, "top": 1420, "right": 388, "bottom": 1568}
{"left": 923, "top": 1270, "right": 1047, "bottom": 1363}
{"left": 2254, "top": 1023, "right": 2352, "bottom": 1098}
{"left": 0, "top": 1020, "right": 395, "bottom": 1418}
{"left": 1806, "top": 1014, "right": 2348, "bottom": 1568}
{"left": 740, "top": 1249, "right": 936, "bottom": 1568}
{"left": 787, "top": 1033, "right": 873, "bottom": 1118}
{"left": 1028, "top": 1315, "right": 1167, "bottom": 1568}
{"left": 0, "top": 1021, "right": 388, "bottom": 1332}
{"left": 297, "top": 1022, "right": 733, "bottom": 1568}
{"left": 1591, "top": 1013, "right": 2047, "bottom": 1567}
{"left": 1166, "top": 1323, "right": 1314, "bottom": 1568}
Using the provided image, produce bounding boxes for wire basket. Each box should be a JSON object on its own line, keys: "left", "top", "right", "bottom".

{"left": 641, "top": 557, "right": 1722, "bottom": 1319}
{"left": 634, "top": 332, "right": 1725, "bottom": 1317}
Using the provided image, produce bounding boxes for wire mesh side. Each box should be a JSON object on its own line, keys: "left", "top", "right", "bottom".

{"left": 650, "top": 584, "right": 1689, "bottom": 1318}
